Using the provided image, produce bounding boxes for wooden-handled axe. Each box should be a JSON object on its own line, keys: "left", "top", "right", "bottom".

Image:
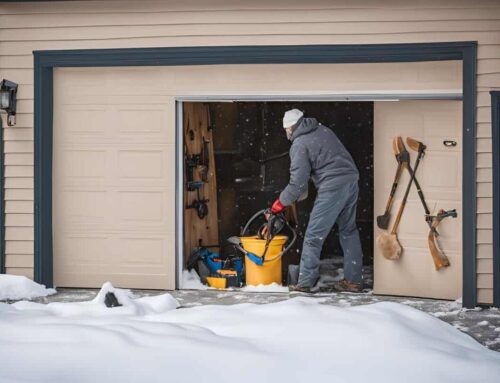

{"left": 376, "top": 137, "right": 405, "bottom": 230}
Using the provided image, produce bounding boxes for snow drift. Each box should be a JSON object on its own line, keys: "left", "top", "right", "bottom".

{"left": 181, "top": 269, "right": 209, "bottom": 290}
{"left": 1, "top": 283, "right": 499, "bottom": 383}
{"left": 0, "top": 274, "right": 56, "bottom": 301}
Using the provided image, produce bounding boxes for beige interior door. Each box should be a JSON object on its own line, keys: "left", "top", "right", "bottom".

{"left": 374, "top": 100, "right": 462, "bottom": 300}
{"left": 52, "top": 73, "right": 174, "bottom": 289}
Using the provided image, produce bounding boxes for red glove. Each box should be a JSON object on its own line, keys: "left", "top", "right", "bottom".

{"left": 271, "top": 199, "right": 285, "bottom": 214}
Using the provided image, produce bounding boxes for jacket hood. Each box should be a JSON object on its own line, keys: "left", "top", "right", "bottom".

{"left": 291, "top": 118, "right": 319, "bottom": 141}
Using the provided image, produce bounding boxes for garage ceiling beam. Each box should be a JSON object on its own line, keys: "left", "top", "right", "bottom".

{"left": 176, "top": 93, "right": 462, "bottom": 102}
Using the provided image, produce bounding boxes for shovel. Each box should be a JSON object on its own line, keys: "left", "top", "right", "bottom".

{"left": 377, "top": 137, "right": 425, "bottom": 260}
{"left": 376, "top": 137, "right": 405, "bottom": 229}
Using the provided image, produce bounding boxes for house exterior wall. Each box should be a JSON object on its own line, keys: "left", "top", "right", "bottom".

{"left": 0, "top": 0, "right": 498, "bottom": 302}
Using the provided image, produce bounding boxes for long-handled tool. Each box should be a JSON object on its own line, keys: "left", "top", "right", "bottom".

{"left": 186, "top": 186, "right": 209, "bottom": 219}
{"left": 377, "top": 137, "right": 405, "bottom": 229}
{"left": 405, "top": 137, "right": 438, "bottom": 236}
{"left": 377, "top": 137, "right": 425, "bottom": 260}
{"left": 427, "top": 209, "right": 457, "bottom": 270}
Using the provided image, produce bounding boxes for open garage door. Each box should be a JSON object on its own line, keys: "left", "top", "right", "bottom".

{"left": 374, "top": 100, "right": 462, "bottom": 300}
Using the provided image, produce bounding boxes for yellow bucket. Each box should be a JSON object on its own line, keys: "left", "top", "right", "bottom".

{"left": 240, "top": 235, "right": 288, "bottom": 286}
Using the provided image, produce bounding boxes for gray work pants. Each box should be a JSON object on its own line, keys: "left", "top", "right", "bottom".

{"left": 298, "top": 181, "right": 363, "bottom": 287}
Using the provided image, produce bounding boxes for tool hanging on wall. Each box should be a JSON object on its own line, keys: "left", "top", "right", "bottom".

{"left": 404, "top": 137, "right": 438, "bottom": 236}
{"left": 376, "top": 137, "right": 405, "bottom": 230}
{"left": 185, "top": 119, "right": 211, "bottom": 190}
{"left": 377, "top": 136, "right": 458, "bottom": 268}
{"left": 184, "top": 122, "right": 211, "bottom": 219}
{"left": 199, "top": 137, "right": 210, "bottom": 182}
{"left": 186, "top": 185, "right": 209, "bottom": 219}
{"left": 377, "top": 136, "right": 425, "bottom": 260}
{"left": 182, "top": 103, "right": 219, "bottom": 268}
{"left": 377, "top": 137, "right": 436, "bottom": 235}
{"left": 185, "top": 150, "right": 203, "bottom": 191}
{"left": 427, "top": 209, "right": 457, "bottom": 270}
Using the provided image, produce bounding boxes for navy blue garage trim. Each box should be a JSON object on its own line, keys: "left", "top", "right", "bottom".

{"left": 0, "top": 116, "right": 4, "bottom": 274}
{"left": 33, "top": 42, "right": 478, "bottom": 306}
{"left": 491, "top": 91, "right": 500, "bottom": 308}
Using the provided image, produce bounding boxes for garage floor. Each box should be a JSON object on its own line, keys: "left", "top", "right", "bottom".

{"left": 30, "top": 288, "right": 500, "bottom": 352}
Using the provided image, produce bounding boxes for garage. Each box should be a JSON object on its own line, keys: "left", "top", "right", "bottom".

{"left": 1, "top": 0, "right": 498, "bottom": 307}
{"left": 48, "top": 59, "right": 462, "bottom": 299}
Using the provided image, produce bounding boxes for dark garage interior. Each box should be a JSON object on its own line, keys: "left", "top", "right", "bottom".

{"left": 184, "top": 101, "right": 374, "bottom": 287}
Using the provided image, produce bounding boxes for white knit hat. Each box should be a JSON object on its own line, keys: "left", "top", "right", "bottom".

{"left": 283, "top": 109, "right": 304, "bottom": 129}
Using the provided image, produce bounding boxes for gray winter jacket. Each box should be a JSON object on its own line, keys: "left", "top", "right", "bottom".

{"left": 279, "top": 117, "right": 359, "bottom": 206}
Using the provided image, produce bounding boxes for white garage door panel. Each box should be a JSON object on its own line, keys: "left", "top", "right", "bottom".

{"left": 53, "top": 87, "right": 173, "bottom": 288}
{"left": 55, "top": 235, "right": 170, "bottom": 267}
{"left": 375, "top": 249, "right": 462, "bottom": 299}
{"left": 374, "top": 100, "right": 462, "bottom": 300}
{"left": 56, "top": 189, "right": 173, "bottom": 228}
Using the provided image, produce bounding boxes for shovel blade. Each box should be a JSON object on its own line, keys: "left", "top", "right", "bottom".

{"left": 376, "top": 232, "right": 403, "bottom": 260}
{"left": 376, "top": 213, "right": 391, "bottom": 230}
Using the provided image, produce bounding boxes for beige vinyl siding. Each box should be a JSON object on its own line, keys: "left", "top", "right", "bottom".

{"left": 0, "top": 0, "right": 499, "bottom": 302}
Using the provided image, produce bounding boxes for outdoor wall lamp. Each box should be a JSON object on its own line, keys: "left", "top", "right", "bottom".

{"left": 0, "top": 79, "right": 18, "bottom": 126}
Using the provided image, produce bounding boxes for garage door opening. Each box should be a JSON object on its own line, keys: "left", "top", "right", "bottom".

{"left": 181, "top": 99, "right": 462, "bottom": 299}
{"left": 182, "top": 101, "right": 374, "bottom": 290}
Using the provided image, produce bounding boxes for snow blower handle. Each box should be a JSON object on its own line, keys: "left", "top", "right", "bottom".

{"left": 241, "top": 209, "right": 268, "bottom": 237}
{"left": 239, "top": 208, "right": 297, "bottom": 263}
{"left": 261, "top": 210, "right": 297, "bottom": 263}
{"left": 271, "top": 220, "right": 297, "bottom": 262}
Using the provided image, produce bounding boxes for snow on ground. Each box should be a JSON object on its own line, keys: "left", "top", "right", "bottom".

{"left": 241, "top": 282, "right": 289, "bottom": 293}
{"left": 1, "top": 283, "right": 500, "bottom": 383}
{"left": 181, "top": 269, "right": 209, "bottom": 290}
{"left": 0, "top": 274, "right": 56, "bottom": 301}
{"left": 182, "top": 269, "right": 288, "bottom": 293}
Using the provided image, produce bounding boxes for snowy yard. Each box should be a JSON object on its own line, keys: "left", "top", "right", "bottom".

{"left": 1, "top": 279, "right": 500, "bottom": 383}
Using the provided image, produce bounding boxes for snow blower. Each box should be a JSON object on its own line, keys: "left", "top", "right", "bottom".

{"left": 228, "top": 208, "right": 297, "bottom": 286}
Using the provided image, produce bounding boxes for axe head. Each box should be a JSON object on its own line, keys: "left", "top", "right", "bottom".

{"left": 406, "top": 137, "right": 426, "bottom": 153}
{"left": 376, "top": 213, "right": 391, "bottom": 230}
{"left": 394, "top": 136, "right": 410, "bottom": 165}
